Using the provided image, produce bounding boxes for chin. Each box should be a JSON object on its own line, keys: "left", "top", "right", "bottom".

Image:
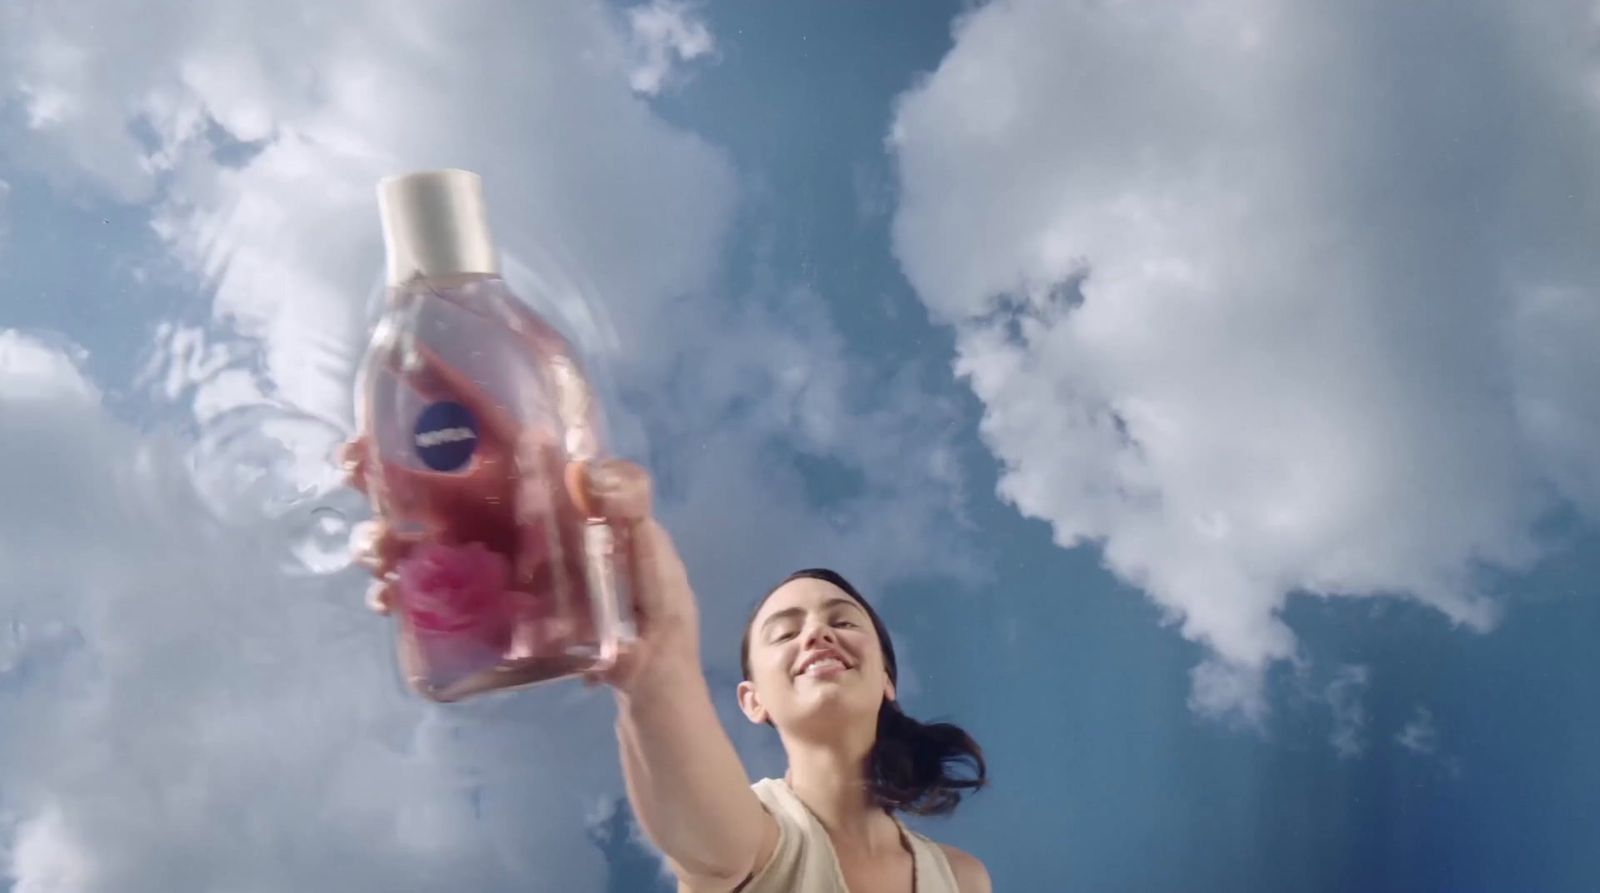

{"left": 787, "top": 690, "right": 879, "bottom": 727}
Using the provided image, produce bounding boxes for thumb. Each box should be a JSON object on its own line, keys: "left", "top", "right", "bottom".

{"left": 568, "top": 459, "right": 682, "bottom": 630}
{"left": 568, "top": 459, "right": 652, "bottom": 524}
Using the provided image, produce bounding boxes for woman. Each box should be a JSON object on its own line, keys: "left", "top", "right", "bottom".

{"left": 351, "top": 451, "right": 991, "bottom": 891}
{"left": 582, "top": 460, "right": 991, "bottom": 892}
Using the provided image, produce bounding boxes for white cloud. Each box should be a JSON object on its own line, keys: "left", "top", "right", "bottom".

{"left": 0, "top": 330, "right": 98, "bottom": 404}
{"left": 0, "top": 1, "right": 978, "bottom": 887}
{"left": 8, "top": 807, "right": 93, "bottom": 893}
{"left": 1326, "top": 665, "right": 1370, "bottom": 760}
{"left": 1397, "top": 707, "right": 1440, "bottom": 755}
{"left": 0, "top": 332, "right": 625, "bottom": 891}
{"left": 889, "top": 0, "right": 1600, "bottom": 718}
{"left": 626, "top": 283, "right": 982, "bottom": 650}
{"left": 626, "top": 0, "right": 716, "bottom": 96}
{"left": 1510, "top": 284, "right": 1600, "bottom": 514}
{"left": 2, "top": 0, "right": 735, "bottom": 424}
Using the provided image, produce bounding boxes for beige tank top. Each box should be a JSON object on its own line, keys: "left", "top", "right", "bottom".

{"left": 732, "top": 777, "right": 961, "bottom": 893}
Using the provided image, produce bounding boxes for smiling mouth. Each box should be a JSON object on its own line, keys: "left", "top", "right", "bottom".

{"left": 796, "top": 655, "right": 852, "bottom": 678}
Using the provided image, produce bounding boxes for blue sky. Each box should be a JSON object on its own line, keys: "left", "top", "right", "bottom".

{"left": 1, "top": 1, "right": 1598, "bottom": 890}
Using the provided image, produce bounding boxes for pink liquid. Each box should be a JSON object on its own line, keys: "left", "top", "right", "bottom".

{"left": 355, "top": 274, "right": 629, "bottom": 701}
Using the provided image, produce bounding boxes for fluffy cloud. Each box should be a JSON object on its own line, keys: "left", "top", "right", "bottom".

{"left": 1397, "top": 706, "right": 1440, "bottom": 755}
{"left": 1, "top": 0, "right": 974, "bottom": 887}
{"left": 1326, "top": 665, "right": 1371, "bottom": 760}
{"left": 6, "top": 807, "right": 93, "bottom": 893}
{"left": 889, "top": 0, "right": 1600, "bottom": 718}
{"left": 625, "top": 0, "right": 717, "bottom": 97}
{"left": 0, "top": 330, "right": 97, "bottom": 403}
{"left": 1, "top": 0, "right": 967, "bottom": 595}
{"left": 0, "top": 331, "right": 624, "bottom": 891}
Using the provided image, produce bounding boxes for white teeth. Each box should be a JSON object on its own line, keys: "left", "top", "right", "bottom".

{"left": 804, "top": 658, "right": 846, "bottom": 676}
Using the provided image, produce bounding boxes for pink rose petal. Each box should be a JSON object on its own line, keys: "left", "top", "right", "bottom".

{"left": 397, "top": 542, "right": 513, "bottom": 643}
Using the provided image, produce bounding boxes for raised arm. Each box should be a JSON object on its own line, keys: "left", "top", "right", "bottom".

{"left": 344, "top": 441, "right": 778, "bottom": 891}
{"left": 581, "top": 463, "right": 778, "bottom": 892}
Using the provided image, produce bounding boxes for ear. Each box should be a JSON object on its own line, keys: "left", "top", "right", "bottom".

{"left": 883, "top": 674, "right": 896, "bottom": 704}
{"left": 737, "top": 680, "right": 768, "bottom": 725}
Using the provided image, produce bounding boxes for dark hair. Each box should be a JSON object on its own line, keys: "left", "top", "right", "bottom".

{"left": 739, "top": 568, "right": 987, "bottom": 817}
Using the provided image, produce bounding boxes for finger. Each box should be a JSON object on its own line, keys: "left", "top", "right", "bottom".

{"left": 609, "top": 639, "right": 640, "bottom": 671}
{"left": 569, "top": 459, "right": 655, "bottom": 631}
{"left": 350, "top": 519, "right": 414, "bottom": 578}
{"left": 350, "top": 519, "right": 381, "bottom": 571}
{"left": 573, "top": 459, "right": 652, "bottom": 523}
{"left": 338, "top": 438, "right": 369, "bottom": 494}
{"left": 365, "top": 579, "right": 395, "bottom": 615}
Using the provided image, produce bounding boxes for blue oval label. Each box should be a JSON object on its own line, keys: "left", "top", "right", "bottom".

{"left": 413, "top": 401, "right": 478, "bottom": 472}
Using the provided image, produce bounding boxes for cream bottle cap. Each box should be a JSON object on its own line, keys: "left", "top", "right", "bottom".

{"left": 377, "top": 168, "right": 500, "bottom": 286}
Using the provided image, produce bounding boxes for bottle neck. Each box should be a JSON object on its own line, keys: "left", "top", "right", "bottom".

{"left": 388, "top": 271, "right": 501, "bottom": 301}
{"left": 415, "top": 270, "right": 498, "bottom": 287}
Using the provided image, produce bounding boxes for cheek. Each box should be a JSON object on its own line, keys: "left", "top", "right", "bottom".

{"left": 843, "top": 631, "right": 880, "bottom": 667}
{"left": 757, "top": 648, "right": 795, "bottom": 690}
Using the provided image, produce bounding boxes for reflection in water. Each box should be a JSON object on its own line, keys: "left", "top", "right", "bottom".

{"left": 188, "top": 403, "right": 347, "bottom": 522}
{"left": 186, "top": 400, "right": 365, "bottom": 575}
{"left": 173, "top": 240, "right": 634, "bottom": 582}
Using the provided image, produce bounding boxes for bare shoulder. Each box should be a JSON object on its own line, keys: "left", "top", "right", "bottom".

{"left": 938, "top": 843, "right": 993, "bottom": 893}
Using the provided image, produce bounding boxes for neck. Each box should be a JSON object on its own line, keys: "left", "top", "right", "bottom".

{"left": 781, "top": 726, "right": 900, "bottom": 848}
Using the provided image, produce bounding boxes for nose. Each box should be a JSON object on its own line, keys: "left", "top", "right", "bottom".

{"left": 801, "top": 618, "right": 838, "bottom": 650}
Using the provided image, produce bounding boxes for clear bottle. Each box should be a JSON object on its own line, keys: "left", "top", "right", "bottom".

{"left": 354, "top": 169, "right": 632, "bottom": 702}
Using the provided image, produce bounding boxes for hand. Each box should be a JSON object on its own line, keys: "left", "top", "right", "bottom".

{"left": 340, "top": 440, "right": 702, "bottom": 695}
{"left": 339, "top": 437, "right": 409, "bottom": 615}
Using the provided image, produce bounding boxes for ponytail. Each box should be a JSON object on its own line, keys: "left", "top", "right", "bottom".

{"left": 741, "top": 568, "right": 988, "bottom": 817}
{"left": 869, "top": 699, "right": 987, "bottom": 816}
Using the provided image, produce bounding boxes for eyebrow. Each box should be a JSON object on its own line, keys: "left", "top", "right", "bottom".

{"left": 759, "top": 597, "right": 865, "bottom": 634}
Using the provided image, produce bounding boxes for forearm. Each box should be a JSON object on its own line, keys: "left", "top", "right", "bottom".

{"left": 614, "top": 651, "right": 766, "bottom": 884}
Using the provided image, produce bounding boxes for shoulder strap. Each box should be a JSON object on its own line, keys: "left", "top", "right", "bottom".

{"left": 892, "top": 818, "right": 963, "bottom": 892}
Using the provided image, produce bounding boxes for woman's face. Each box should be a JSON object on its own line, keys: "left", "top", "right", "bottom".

{"left": 738, "top": 578, "right": 894, "bottom": 734}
